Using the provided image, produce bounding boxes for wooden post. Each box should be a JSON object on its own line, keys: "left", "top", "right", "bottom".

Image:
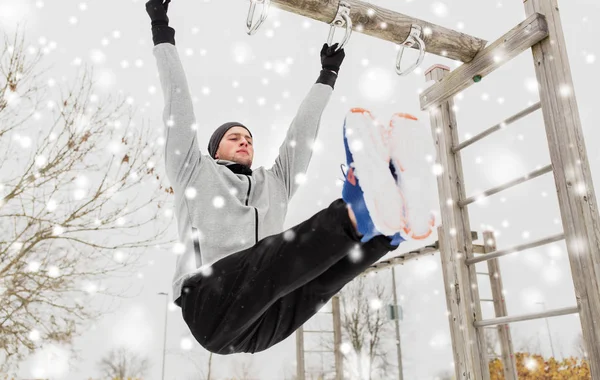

{"left": 296, "top": 327, "right": 306, "bottom": 380}
{"left": 483, "top": 231, "right": 518, "bottom": 380}
{"left": 524, "top": 0, "right": 600, "bottom": 376}
{"left": 428, "top": 63, "right": 489, "bottom": 380}
{"left": 267, "top": 0, "right": 486, "bottom": 62}
{"left": 331, "top": 296, "right": 343, "bottom": 380}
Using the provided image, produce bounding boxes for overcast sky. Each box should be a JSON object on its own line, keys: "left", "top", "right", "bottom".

{"left": 3, "top": 0, "right": 600, "bottom": 379}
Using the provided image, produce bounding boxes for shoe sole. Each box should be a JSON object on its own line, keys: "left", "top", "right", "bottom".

{"left": 345, "top": 108, "right": 405, "bottom": 235}
{"left": 389, "top": 113, "right": 436, "bottom": 240}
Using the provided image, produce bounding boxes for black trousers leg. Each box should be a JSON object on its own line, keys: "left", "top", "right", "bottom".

{"left": 180, "top": 198, "right": 397, "bottom": 354}
{"left": 243, "top": 233, "right": 393, "bottom": 353}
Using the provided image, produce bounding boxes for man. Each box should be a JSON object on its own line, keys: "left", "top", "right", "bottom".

{"left": 146, "top": 0, "right": 428, "bottom": 355}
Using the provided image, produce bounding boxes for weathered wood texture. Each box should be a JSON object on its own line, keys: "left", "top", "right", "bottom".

{"left": 332, "top": 296, "right": 343, "bottom": 380}
{"left": 428, "top": 66, "right": 489, "bottom": 380}
{"left": 524, "top": 0, "right": 600, "bottom": 376}
{"left": 269, "top": 0, "right": 487, "bottom": 62}
{"left": 296, "top": 327, "right": 306, "bottom": 380}
{"left": 484, "top": 232, "right": 518, "bottom": 380}
{"left": 420, "top": 13, "right": 548, "bottom": 110}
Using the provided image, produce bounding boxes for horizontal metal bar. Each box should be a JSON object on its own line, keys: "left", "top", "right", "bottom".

{"left": 453, "top": 102, "right": 542, "bottom": 152}
{"left": 475, "top": 306, "right": 579, "bottom": 327}
{"left": 364, "top": 232, "right": 479, "bottom": 275}
{"left": 476, "top": 272, "right": 490, "bottom": 275}
{"left": 459, "top": 164, "right": 552, "bottom": 207}
{"left": 466, "top": 233, "right": 564, "bottom": 265}
{"left": 481, "top": 299, "right": 495, "bottom": 302}
{"left": 303, "top": 330, "right": 334, "bottom": 333}
{"left": 304, "top": 350, "right": 335, "bottom": 353}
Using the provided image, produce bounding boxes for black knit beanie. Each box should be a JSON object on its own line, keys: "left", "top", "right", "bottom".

{"left": 208, "top": 122, "right": 253, "bottom": 159}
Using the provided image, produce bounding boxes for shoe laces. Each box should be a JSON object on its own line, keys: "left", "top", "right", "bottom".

{"left": 339, "top": 163, "right": 354, "bottom": 182}
{"left": 340, "top": 163, "right": 348, "bottom": 178}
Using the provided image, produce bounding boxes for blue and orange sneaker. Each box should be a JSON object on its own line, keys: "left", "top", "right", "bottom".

{"left": 388, "top": 113, "right": 436, "bottom": 240}
{"left": 341, "top": 108, "right": 406, "bottom": 246}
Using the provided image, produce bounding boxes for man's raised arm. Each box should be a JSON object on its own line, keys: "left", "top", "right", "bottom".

{"left": 146, "top": 0, "right": 201, "bottom": 190}
{"left": 268, "top": 44, "right": 346, "bottom": 200}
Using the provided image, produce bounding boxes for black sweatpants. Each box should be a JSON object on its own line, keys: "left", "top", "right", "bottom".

{"left": 179, "top": 198, "right": 397, "bottom": 355}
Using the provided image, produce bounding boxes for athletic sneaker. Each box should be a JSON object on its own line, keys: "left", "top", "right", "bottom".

{"left": 388, "top": 113, "right": 436, "bottom": 240}
{"left": 341, "top": 108, "right": 406, "bottom": 241}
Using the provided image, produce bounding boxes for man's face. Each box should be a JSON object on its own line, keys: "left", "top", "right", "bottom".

{"left": 215, "top": 126, "right": 254, "bottom": 167}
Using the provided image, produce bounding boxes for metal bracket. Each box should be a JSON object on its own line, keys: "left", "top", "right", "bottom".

{"left": 327, "top": 1, "right": 353, "bottom": 51}
{"left": 396, "top": 25, "right": 426, "bottom": 76}
{"left": 246, "top": 0, "right": 270, "bottom": 36}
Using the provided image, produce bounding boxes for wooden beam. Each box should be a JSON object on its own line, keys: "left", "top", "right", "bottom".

{"left": 484, "top": 232, "right": 518, "bottom": 380}
{"left": 420, "top": 13, "right": 548, "bottom": 110}
{"left": 426, "top": 65, "right": 489, "bottom": 380}
{"left": 268, "top": 0, "right": 487, "bottom": 62}
{"left": 524, "top": 0, "right": 600, "bottom": 376}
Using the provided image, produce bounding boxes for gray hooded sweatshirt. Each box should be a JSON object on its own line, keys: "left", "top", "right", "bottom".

{"left": 152, "top": 42, "right": 335, "bottom": 304}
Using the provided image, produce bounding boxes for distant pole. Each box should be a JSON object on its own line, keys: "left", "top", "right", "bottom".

{"left": 536, "top": 302, "right": 556, "bottom": 358}
{"left": 391, "top": 267, "right": 404, "bottom": 380}
{"left": 158, "top": 292, "right": 169, "bottom": 380}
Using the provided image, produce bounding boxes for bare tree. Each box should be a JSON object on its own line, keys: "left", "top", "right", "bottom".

{"left": 338, "top": 275, "right": 394, "bottom": 380}
{"left": 485, "top": 328, "right": 500, "bottom": 358}
{"left": 97, "top": 346, "right": 150, "bottom": 379}
{"left": 176, "top": 348, "right": 214, "bottom": 380}
{"left": 0, "top": 27, "right": 172, "bottom": 370}
{"left": 515, "top": 334, "right": 542, "bottom": 355}
{"left": 434, "top": 370, "right": 453, "bottom": 380}
{"left": 229, "top": 354, "right": 258, "bottom": 380}
{"left": 574, "top": 333, "right": 588, "bottom": 359}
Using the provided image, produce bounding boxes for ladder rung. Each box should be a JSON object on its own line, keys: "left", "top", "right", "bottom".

{"left": 453, "top": 102, "right": 542, "bottom": 152}
{"left": 466, "top": 232, "right": 564, "bottom": 265}
{"left": 459, "top": 164, "right": 552, "bottom": 207}
{"left": 476, "top": 272, "right": 490, "bottom": 275}
{"left": 303, "top": 330, "right": 334, "bottom": 333}
{"left": 304, "top": 350, "right": 335, "bottom": 353}
{"left": 475, "top": 306, "right": 578, "bottom": 327}
{"left": 481, "top": 299, "right": 495, "bottom": 302}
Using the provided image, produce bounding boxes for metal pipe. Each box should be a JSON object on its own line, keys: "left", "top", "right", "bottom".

{"left": 475, "top": 306, "right": 579, "bottom": 328}
{"left": 466, "top": 233, "right": 564, "bottom": 265}
{"left": 459, "top": 164, "right": 552, "bottom": 207}
{"left": 453, "top": 102, "right": 541, "bottom": 152}
{"left": 157, "top": 292, "right": 169, "bottom": 380}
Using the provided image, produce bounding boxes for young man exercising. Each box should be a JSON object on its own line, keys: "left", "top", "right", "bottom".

{"left": 146, "top": 0, "right": 431, "bottom": 355}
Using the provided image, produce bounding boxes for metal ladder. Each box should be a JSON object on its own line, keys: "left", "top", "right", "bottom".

{"left": 422, "top": 0, "right": 600, "bottom": 378}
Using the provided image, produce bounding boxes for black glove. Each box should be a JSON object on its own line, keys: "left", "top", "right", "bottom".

{"left": 146, "top": 0, "right": 170, "bottom": 26}
{"left": 320, "top": 43, "right": 346, "bottom": 74}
